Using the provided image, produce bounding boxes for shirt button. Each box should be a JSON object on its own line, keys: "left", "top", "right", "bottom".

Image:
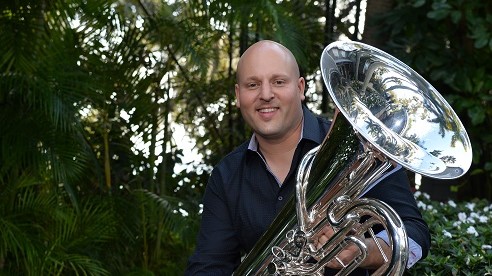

{"left": 278, "top": 196, "right": 283, "bottom": 201}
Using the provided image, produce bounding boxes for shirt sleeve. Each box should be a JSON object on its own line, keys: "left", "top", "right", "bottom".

{"left": 376, "top": 230, "right": 422, "bottom": 268}
{"left": 185, "top": 169, "right": 241, "bottom": 275}
{"left": 364, "top": 168, "right": 431, "bottom": 264}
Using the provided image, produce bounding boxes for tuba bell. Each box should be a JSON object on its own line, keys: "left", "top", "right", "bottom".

{"left": 233, "top": 41, "right": 472, "bottom": 275}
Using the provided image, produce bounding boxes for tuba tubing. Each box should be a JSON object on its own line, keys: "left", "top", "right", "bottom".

{"left": 233, "top": 41, "right": 472, "bottom": 275}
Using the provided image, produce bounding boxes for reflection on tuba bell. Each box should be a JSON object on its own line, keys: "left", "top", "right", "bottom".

{"left": 233, "top": 41, "right": 472, "bottom": 275}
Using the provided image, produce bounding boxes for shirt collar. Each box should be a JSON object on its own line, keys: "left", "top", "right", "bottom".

{"left": 247, "top": 105, "right": 323, "bottom": 151}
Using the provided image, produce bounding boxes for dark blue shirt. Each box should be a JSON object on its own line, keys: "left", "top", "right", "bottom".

{"left": 185, "top": 106, "right": 430, "bottom": 275}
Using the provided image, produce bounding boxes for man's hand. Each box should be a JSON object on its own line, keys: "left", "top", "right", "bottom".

{"left": 314, "top": 225, "right": 392, "bottom": 270}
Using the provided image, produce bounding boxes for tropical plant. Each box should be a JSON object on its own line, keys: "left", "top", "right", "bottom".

{"left": 0, "top": 0, "right": 199, "bottom": 274}
{"left": 0, "top": 176, "right": 117, "bottom": 275}
{"left": 407, "top": 191, "right": 492, "bottom": 275}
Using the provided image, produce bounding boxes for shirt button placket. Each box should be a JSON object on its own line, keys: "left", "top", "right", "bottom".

{"left": 275, "top": 195, "right": 284, "bottom": 212}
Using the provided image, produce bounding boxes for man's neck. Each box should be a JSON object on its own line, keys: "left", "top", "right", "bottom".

{"left": 257, "top": 131, "right": 300, "bottom": 157}
{"left": 256, "top": 120, "right": 303, "bottom": 183}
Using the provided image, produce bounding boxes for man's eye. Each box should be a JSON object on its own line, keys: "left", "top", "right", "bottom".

{"left": 247, "top": 83, "right": 258, "bottom": 88}
{"left": 274, "top": 80, "right": 285, "bottom": 86}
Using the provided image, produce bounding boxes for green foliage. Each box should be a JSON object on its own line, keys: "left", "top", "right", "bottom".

{"left": 407, "top": 191, "right": 492, "bottom": 275}
{"left": 378, "top": 0, "right": 492, "bottom": 200}
{"left": 0, "top": 176, "right": 114, "bottom": 275}
{"left": 0, "top": 0, "right": 201, "bottom": 274}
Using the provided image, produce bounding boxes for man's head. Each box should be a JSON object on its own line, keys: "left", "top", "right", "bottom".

{"left": 235, "top": 40, "right": 305, "bottom": 142}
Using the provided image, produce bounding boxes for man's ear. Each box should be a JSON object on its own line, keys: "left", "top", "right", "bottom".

{"left": 298, "top": 77, "right": 306, "bottom": 101}
{"left": 234, "top": 84, "right": 240, "bottom": 108}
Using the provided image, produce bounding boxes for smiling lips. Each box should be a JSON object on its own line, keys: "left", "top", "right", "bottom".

{"left": 258, "top": 107, "right": 278, "bottom": 113}
{"left": 257, "top": 107, "right": 279, "bottom": 120}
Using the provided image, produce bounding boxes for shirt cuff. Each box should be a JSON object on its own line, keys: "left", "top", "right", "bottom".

{"left": 375, "top": 230, "right": 422, "bottom": 268}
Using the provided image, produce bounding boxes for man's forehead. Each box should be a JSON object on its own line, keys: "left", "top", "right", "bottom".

{"left": 241, "top": 72, "right": 291, "bottom": 81}
{"left": 236, "top": 41, "right": 299, "bottom": 82}
{"left": 239, "top": 57, "right": 293, "bottom": 80}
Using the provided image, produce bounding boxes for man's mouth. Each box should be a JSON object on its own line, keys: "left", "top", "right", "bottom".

{"left": 258, "top": 107, "right": 278, "bottom": 113}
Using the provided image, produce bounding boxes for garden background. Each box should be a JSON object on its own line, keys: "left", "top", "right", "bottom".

{"left": 0, "top": 0, "right": 491, "bottom": 275}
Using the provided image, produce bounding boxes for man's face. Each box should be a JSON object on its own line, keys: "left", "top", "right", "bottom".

{"left": 235, "top": 44, "right": 305, "bottom": 141}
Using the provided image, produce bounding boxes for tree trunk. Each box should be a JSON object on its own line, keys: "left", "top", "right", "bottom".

{"left": 322, "top": 0, "right": 337, "bottom": 114}
{"left": 227, "top": 22, "right": 235, "bottom": 153}
{"left": 352, "top": 0, "right": 362, "bottom": 41}
{"left": 362, "top": 0, "right": 395, "bottom": 48}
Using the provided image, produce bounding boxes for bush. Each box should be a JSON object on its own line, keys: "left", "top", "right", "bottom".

{"left": 407, "top": 192, "right": 492, "bottom": 275}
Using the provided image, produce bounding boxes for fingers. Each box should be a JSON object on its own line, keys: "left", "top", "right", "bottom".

{"left": 327, "top": 243, "right": 360, "bottom": 269}
{"left": 314, "top": 226, "right": 391, "bottom": 271}
{"left": 314, "top": 225, "right": 365, "bottom": 270}
{"left": 315, "top": 228, "right": 362, "bottom": 270}
{"left": 314, "top": 225, "right": 351, "bottom": 270}
{"left": 315, "top": 225, "right": 335, "bottom": 250}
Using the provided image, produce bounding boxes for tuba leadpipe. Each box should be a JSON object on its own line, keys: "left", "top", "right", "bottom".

{"left": 233, "top": 41, "right": 472, "bottom": 276}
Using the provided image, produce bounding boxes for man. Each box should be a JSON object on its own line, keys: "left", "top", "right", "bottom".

{"left": 185, "top": 40, "right": 430, "bottom": 275}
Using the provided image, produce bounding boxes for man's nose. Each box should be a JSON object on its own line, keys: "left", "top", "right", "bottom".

{"left": 259, "top": 83, "right": 274, "bottom": 101}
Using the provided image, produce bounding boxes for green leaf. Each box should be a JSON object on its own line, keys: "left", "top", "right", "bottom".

{"left": 427, "top": 9, "right": 450, "bottom": 20}
{"left": 484, "top": 162, "right": 492, "bottom": 172}
{"left": 450, "top": 10, "right": 462, "bottom": 24}
{"left": 450, "top": 185, "right": 459, "bottom": 192}
{"left": 467, "top": 106, "right": 486, "bottom": 125}
{"left": 475, "top": 37, "right": 490, "bottom": 49}
{"left": 412, "top": 0, "right": 427, "bottom": 8}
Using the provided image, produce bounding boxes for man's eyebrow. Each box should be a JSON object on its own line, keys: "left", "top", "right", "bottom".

{"left": 241, "top": 76, "right": 260, "bottom": 83}
{"left": 271, "top": 73, "right": 290, "bottom": 79}
{"left": 240, "top": 73, "right": 290, "bottom": 82}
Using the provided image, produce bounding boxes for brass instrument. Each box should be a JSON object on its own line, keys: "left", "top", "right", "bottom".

{"left": 233, "top": 41, "right": 472, "bottom": 275}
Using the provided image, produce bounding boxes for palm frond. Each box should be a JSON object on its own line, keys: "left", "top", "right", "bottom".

{"left": 0, "top": 180, "right": 57, "bottom": 273}
{"left": 43, "top": 253, "right": 110, "bottom": 276}
{"left": 134, "top": 189, "right": 200, "bottom": 244}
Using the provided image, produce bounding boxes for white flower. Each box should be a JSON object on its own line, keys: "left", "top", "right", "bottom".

{"left": 466, "top": 202, "right": 476, "bottom": 211}
{"left": 448, "top": 200, "right": 457, "bottom": 208}
{"left": 453, "top": 221, "right": 462, "bottom": 228}
{"left": 482, "top": 244, "right": 492, "bottom": 250}
{"left": 423, "top": 192, "right": 430, "bottom": 199}
{"left": 467, "top": 213, "right": 477, "bottom": 223}
{"left": 417, "top": 201, "right": 427, "bottom": 210}
{"left": 414, "top": 191, "right": 421, "bottom": 198}
{"left": 466, "top": 226, "right": 479, "bottom": 237}
{"left": 458, "top": 212, "right": 467, "bottom": 222}
{"left": 478, "top": 216, "right": 488, "bottom": 223}
{"left": 442, "top": 230, "right": 452, "bottom": 238}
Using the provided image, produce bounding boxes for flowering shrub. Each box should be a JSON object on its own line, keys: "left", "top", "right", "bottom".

{"left": 407, "top": 192, "right": 492, "bottom": 275}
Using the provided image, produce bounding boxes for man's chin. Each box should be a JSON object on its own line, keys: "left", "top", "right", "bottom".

{"left": 255, "top": 129, "right": 283, "bottom": 140}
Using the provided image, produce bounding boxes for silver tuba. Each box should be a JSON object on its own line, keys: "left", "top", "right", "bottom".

{"left": 233, "top": 41, "right": 472, "bottom": 275}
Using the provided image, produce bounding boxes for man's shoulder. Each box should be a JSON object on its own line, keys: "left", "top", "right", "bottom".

{"left": 310, "top": 109, "right": 331, "bottom": 125}
{"left": 208, "top": 141, "right": 251, "bottom": 191}
{"left": 222, "top": 141, "right": 249, "bottom": 161}
{"left": 314, "top": 113, "right": 331, "bottom": 127}
{"left": 213, "top": 141, "right": 250, "bottom": 173}
{"left": 303, "top": 107, "right": 332, "bottom": 142}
